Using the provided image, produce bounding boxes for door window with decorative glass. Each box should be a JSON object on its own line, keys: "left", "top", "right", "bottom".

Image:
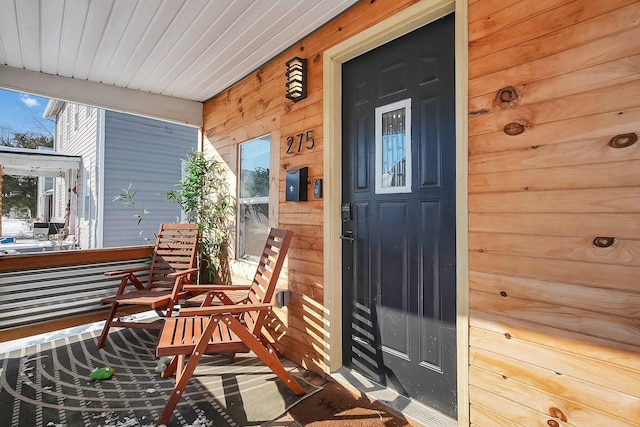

{"left": 375, "top": 98, "right": 412, "bottom": 194}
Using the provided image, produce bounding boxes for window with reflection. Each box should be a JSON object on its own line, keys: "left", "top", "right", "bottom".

{"left": 238, "top": 135, "right": 270, "bottom": 261}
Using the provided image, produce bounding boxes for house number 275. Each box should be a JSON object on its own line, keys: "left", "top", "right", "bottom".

{"left": 286, "top": 130, "right": 315, "bottom": 154}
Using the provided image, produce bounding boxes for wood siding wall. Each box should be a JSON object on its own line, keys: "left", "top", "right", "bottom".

{"left": 203, "top": 0, "right": 420, "bottom": 374}
{"left": 202, "top": 0, "right": 639, "bottom": 424}
{"left": 468, "top": 1, "right": 640, "bottom": 426}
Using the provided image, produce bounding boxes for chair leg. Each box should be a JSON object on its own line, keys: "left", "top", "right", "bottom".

{"left": 227, "top": 316, "right": 306, "bottom": 396}
{"left": 252, "top": 342, "right": 305, "bottom": 395}
{"left": 163, "top": 355, "right": 179, "bottom": 378}
{"left": 156, "top": 318, "right": 221, "bottom": 426}
{"left": 97, "top": 302, "right": 119, "bottom": 349}
{"left": 156, "top": 353, "right": 203, "bottom": 426}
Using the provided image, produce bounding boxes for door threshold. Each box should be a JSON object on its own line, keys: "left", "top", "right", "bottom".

{"left": 331, "top": 367, "right": 458, "bottom": 427}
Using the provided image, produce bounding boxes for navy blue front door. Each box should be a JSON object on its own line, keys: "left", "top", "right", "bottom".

{"left": 341, "top": 13, "right": 457, "bottom": 418}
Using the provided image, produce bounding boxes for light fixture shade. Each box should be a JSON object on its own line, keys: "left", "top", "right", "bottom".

{"left": 285, "top": 57, "right": 307, "bottom": 102}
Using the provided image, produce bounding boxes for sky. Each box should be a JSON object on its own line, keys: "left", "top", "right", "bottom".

{"left": 0, "top": 89, "right": 55, "bottom": 135}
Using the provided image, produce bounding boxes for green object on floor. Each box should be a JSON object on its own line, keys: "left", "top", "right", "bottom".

{"left": 90, "top": 366, "right": 115, "bottom": 381}
{"left": 156, "top": 356, "right": 173, "bottom": 377}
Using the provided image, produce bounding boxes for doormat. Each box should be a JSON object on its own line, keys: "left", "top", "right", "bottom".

{"left": 0, "top": 327, "right": 320, "bottom": 427}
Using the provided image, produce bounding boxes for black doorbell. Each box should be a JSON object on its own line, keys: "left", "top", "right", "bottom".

{"left": 313, "top": 178, "right": 322, "bottom": 198}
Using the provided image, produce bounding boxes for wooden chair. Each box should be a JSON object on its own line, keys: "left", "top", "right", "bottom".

{"left": 96, "top": 223, "right": 199, "bottom": 349}
{"left": 183, "top": 228, "right": 290, "bottom": 312}
{"left": 154, "top": 228, "right": 304, "bottom": 426}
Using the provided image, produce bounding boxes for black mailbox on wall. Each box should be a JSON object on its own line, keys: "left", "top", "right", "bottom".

{"left": 286, "top": 167, "right": 308, "bottom": 201}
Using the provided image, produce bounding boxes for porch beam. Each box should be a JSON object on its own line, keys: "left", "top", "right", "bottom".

{"left": 0, "top": 245, "right": 153, "bottom": 272}
{"left": 0, "top": 65, "right": 203, "bottom": 127}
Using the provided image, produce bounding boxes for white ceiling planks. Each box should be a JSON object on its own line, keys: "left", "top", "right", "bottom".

{"left": 141, "top": 1, "right": 243, "bottom": 97}
{"left": 73, "top": 1, "right": 114, "bottom": 80}
{"left": 163, "top": 1, "right": 286, "bottom": 99}
{"left": 58, "top": 1, "right": 92, "bottom": 78}
{"left": 14, "top": 0, "right": 40, "bottom": 71}
{"left": 87, "top": 1, "right": 140, "bottom": 84}
{"left": 181, "top": 0, "right": 321, "bottom": 101}
{"left": 40, "top": 0, "right": 65, "bottom": 76}
{"left": 111, "top": 0, "right": 189, "bottom": 89}
{"left": 0, "top": 0, "right": 357, "bottom": 111}
{"left": 0, "top": 0, "right": 22, "bottom": 69}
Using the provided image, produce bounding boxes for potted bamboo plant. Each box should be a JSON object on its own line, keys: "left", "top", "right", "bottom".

{"left": 167, "top": 150, "right": 235, "bottom": 283}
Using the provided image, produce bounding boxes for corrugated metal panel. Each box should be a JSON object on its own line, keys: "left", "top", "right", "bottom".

{"left": 0, "top": 258, "right": 149, "bottom": 329}
{"left": 102, "top": 111, "right": 197, "bottom": 247}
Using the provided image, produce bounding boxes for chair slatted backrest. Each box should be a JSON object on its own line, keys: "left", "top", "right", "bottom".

{"left": 241, "top": 228, "right": 293, "bottom": 334}
{"left": 147, "top": 223, "right": 199, "bottom": 290}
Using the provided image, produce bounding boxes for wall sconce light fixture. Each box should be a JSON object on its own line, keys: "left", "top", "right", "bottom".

{"left": 285, "top": 57, "right": 307, "bottom": 102}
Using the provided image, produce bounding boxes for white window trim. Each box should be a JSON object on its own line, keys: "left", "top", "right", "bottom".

{"left": 375, "top": 98, "right": 412, "bottom": 194}
{"left": 238, "top": 196, "right": 269, "bottom": 205}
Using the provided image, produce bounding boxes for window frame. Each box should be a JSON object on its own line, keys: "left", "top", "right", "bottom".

{"left": 375, "top": 98, "right": 412, "bottom": 194}
{"left": 237, "top": 134, "right": 271, "bottom": 262}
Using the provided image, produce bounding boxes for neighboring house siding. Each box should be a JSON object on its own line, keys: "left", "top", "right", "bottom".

{"left": 52, "top": 105, "right": 197, "bottom": 249}
{"left": 54, "top": 103, "right": 98, "bottom": 249}
{"left": 53, "top": 178, "right": 65, "bottom": 231}
{"left": 53, "top": 112, "right": 67, "bottom": 220}
{"left": 102, "top": 111, "right": 197, "bottom": 247}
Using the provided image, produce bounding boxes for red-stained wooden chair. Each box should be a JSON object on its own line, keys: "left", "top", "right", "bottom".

{"left": 154, "top": 228, "right": 303, "bottom": 426}
{"left": 96, "top": 223, "right": 199, "bottom": 349}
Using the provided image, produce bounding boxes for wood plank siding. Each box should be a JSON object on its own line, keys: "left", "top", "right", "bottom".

{"left": 201, "top": 0, "right": 639, "bottom": 424}
{"left": 468, "top": 1, "right": 640, "bottom": 426}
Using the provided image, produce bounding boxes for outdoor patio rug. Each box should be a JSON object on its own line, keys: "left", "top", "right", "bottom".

{"left": 0, "top": 327, "right": 321, "bottom": 427}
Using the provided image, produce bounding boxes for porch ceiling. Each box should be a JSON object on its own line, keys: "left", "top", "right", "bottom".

{"left": 0, "top": 0, "right": 357, "bottom": 126}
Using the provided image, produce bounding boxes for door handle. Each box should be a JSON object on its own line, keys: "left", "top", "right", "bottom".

{"left": 340, "top": 231, "right": 356, "bottom": 242}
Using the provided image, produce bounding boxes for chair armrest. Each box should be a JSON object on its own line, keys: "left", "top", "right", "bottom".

{"left": 168, "top": 268, "right": 199, "bottom": 278}
{"left": 104, "top": 266, "right": 150, "bottom": 276}
{"left": 179, "top": 303, "right": 272, "bottom": 317}
{"left": 182, "top": 284, "right": 252, "bottom": 293}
